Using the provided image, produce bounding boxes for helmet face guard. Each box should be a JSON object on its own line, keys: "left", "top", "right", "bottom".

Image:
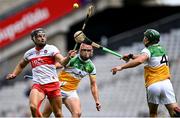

{"left": 30, "top": 28, "right": 46, "bottom": 47}
{"left": 144, "top": 29, "right": 160, "bottom": 44}
{"left": 31, "top": 28, "right": 46, "bottom": 41}
{"left": 79, "top": 43, "right": 93, "bottom": 60}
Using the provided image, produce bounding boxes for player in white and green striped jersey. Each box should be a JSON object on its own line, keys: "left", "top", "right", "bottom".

{"left": 43, "top": 43, "right": 101, "bottom": 117}
{"left": 112, "top": 29, "right": 180, "bottom": 117}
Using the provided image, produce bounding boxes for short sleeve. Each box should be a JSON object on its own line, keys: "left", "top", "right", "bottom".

{"left": 141, "top": 48, "right": 151, "bottom": 58}
{"left": 23, "top": 51, "right": 29, "bottom": 61}
{"left": 66, "top": 55, "right": 78, "bottom": 67}
{"left": 90, "top": 63, "right": 96, "bottom": 75}
{"left": 51, "top": 45, "right": 60, "bottom": 56}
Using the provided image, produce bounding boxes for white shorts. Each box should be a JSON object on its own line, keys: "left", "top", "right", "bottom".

{"left": 61, "top": 89, "right": 79, "bottom": 99}
{"left": 146, "top": 79, "right": 176, "bottom": 104}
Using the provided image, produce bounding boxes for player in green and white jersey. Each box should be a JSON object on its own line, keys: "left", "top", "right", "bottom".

{"left": 111, "top": 29, "right": 180, "bottom": 117}
{"left": 43, "top": 43, "right": 101, "bottom": 117}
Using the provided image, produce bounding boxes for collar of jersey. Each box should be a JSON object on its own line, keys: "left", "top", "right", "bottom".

{"left": 35, "top": 45, "right": 46, "bottom": 51}
{"left": 148, "top": 44, "right": 160, "bottom": 48}
{"left": 78, "top": 54, "right": 90, "bottom": 63}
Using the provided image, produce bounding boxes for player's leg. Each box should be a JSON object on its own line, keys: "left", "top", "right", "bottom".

{"left": 148, "top": 103, "right": 158, "bottom": 117}
{"left": 61, "top": 90, "right": 81, "bottom": 117}
{"left": 48, "top": 96, "right": 63, "bottom": 117}
{"left": 165, "top": 103, "right": 180, "bottom": 117}
{"left": 42, "top": 99, "right": 53, "bottom": 117}
{"left": 64, "top": 97, "right": 81, "bottom": 117}
{"left": 146, "top": 82, "right": 161, "bottom": 117}
{"left": 29, "top": 86, "right": 45, "bottom": 117}
{"left": 46, "top": 82, "right": 63, "bottom": 117}
{"left": 162, "top": 79, "right": 179, "bottom": 117}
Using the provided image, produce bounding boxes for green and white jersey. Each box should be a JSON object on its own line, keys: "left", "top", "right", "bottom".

{"left": 59, "top": 54, "right": 96, "bottom": 91}
{"left": 141, "top": 44, "right": 171, "bottom": 87}
{"left": 141, "top": 44, "right": 168, "bottom": 67}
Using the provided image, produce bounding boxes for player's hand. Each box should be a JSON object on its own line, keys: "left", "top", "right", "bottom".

{"left": 111, "top": 68, "right": 118, "bottom": 75}
{"left": 6, "top": 73, "right": 16, "bottom": 80}
{"left": 174, "top": 106, "right": 180, "bottom": 116}
{"left": 122, "top": 54, "right": 130, "bottom": 62}
{"left": 122, "top": 53, "right": 133, "bottom": 62}
{"left": 96, "top": 102, "right": 101, "bottom": 111}
{"left": 68, "top": 50, "right": 77, "bottom": 58}
{"left": 111, "top": 66, "right": 123, "bottom": 75}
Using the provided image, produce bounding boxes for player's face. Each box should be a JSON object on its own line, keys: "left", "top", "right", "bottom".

{"left": 34, "top": 32, "right": 47, "bottom": 47}
{"left": 80, "top": 48, "right": 93, "bottom": 60}
{"left": 143, "top": 37, "right": 149, "bottom": 47}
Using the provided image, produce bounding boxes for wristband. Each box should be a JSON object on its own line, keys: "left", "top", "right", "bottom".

{"left": 128, "top": 54, "right": 134, "bottom": 59}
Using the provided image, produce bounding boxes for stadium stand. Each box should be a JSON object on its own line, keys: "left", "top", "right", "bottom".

{"left": 0, "top": 0, "right": 39, "bottom": 20}
{"left": 0, "top": 81, "right": 30, "bottom": 117}
{"left": 0, "top": 0, "right": 29, "bottom": 14}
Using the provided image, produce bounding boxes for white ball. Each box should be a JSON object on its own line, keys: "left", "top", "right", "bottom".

{"left": 73, "top": 3, "right": 79, "bottom": 9}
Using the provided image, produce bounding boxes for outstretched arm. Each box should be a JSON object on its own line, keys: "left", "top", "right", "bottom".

{"left": 55, "top": 50, "right": 76, "bottom": 66}
{"left": 6, "top": 59, "right": 29, "bottom": 80}
{"left": 89, "top": 74, "right": 101, "bottom": 111}
{"left": 122, "top": 53, "right": 140, "bottom": 62}
{"left": 112, "top": 53, "right": 149, "bottom": 75}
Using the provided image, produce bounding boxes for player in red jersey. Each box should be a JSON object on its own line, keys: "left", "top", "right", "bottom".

{"left": 6, "top": 28, "right": 76, "bottom": 117}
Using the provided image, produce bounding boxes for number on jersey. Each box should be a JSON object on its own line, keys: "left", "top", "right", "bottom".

{"left": 160, "top": 54, "right": 168, "bottom": 65}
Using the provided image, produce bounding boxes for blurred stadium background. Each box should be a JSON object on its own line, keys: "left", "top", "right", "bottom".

{"left": 0, "top": 0, "right": 180, "bottom": 117}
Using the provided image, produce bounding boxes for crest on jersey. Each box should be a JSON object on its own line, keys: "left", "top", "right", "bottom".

{"left": 44, "top": 50, "right": 48, "bottom": 54}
